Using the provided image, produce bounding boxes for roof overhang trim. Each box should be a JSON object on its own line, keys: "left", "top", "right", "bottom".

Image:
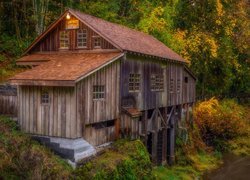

{"left": 10, "top": 80, "right": 75, "bottom": 87}
{"left": 75, "top": 53, "right": 124, "bottom": 82}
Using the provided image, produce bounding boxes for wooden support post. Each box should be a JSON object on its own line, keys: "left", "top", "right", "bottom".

{"left": 162, "top": 107, "right": 168, "bottom": 165}
{"left": 169, "top": 110, "right": 176, "bottom": 166}
{"left": 143, "top": 110, "right": 148, "bottom": 145}
{"left": 152, "top": 131, "right": 158, "bottom": 164}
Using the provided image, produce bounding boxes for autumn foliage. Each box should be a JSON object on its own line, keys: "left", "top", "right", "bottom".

{"left": 193, "top": 98, "right": 247, "bottom": 150}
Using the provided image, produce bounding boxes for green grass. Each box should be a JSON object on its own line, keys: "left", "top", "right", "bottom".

{"left": 0, "top": 115, "right": 72, "bottom": 179}
{"left": 153, "top": 151, "right": 221, "bottom": 180}
{"left": 74, "top": 139, "right": 153, "bottom": 179}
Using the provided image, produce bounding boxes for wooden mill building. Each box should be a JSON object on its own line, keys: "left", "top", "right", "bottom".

{"left": 10, "top": 9, "right": 196, "bottom": 164}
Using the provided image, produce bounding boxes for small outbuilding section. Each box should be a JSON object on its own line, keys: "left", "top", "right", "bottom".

{"left": 10, "top": 8, "right": 196, "bottom": 164}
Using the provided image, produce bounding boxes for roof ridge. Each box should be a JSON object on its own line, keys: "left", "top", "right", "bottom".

{"left": 69, "top": 8, "right": 157, "bottom": 40}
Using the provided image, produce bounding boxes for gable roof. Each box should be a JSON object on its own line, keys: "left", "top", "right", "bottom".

{"left": 24, "top": 9, "right": 186, "bottom": 63}
{"left": 70, "top": 9, "right": 185, "bottom": 62}
{"left": 10, "top": 52, "right": 123, "bottom": 86}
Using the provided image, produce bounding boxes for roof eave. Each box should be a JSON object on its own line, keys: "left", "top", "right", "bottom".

{"left": 75, "top": 53, "right": 124, "bottom": 83}
{"left": 9, "top": 79, "right": 75, "bottom": 87}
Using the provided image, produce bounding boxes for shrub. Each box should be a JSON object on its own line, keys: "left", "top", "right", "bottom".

{"left": 74, "top": 139, "right": 153, "bottom": 179}
{"left": 193, "top": 98, "right": 247, "bottom": 151}
{"left": 0, "top": 116, "right": 72, "bottom": 179}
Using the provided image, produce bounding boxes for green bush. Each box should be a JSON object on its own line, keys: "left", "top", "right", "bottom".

{"left": 0, "top": 116, "right": 72, "bottom": 179}
{"left": 74, "top": 139, "right": 153, "bottom": 179}
{"left": 193, "top": 98, "right": 248, "bottom": 151}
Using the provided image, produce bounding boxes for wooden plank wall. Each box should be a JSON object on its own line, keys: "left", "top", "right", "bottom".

{"left": 182, "top": 70, "right": 196, "bottom": 103}
{"left": 0, "top": 95, "right": 17, "bottom": 116}
{"left": 31, "top": 16, "right": 116, "bottom": 52}
{"left": 166, "top": 63, "right": 183, "bottom": 106}
{"left": 76, "top": 60, "right": 120, "bottom": 145}
{"left": 121, "top": 55, "right": 167, "bottom": 110}
{"left": 18, "top": 86, "right": 80, "bottom": 138}
{"left": 84, "top": 126, "right": 115, "bottom": 146}
{"left": 120, "top": 113, "right": 141, "bottom": 139}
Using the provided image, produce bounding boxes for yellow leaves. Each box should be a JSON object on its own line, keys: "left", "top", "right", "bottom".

{"left": 193, "top": 98, "right": 248, "bottom": 141}
{"left": 138, "top": 6, "right": 166, "bottom": 34}
{"left": 185, "top": 31, "right": 218, "bottom": 59}
{"left": 216, "top": 0, "right": 224, "bottom": 17}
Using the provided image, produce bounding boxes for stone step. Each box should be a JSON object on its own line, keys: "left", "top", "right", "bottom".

{"left": 74, "top": 148, "right": 96, "bottom": 162}
{"left": 32, "top": 135, "right": 97, "bottom": 163}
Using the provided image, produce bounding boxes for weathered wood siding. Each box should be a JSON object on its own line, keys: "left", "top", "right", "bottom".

{"left": 120, "top": 113, "right": 141, "bottom": 139}
{"left": 121, "top": 55, "right": 167, "bottom": 110}
{"left": 84, "top": 126, "right": 115, "bottom": 146}
{"left": 182, "top": 69, "right": 196, "bottom": 103}
{"left": 18, "top": 86, "right": 80, "bottom": 138}
{"left": 0, "top": 95, "right": 17, "bottom": 116}
{"left": 30, "top": 16, "right": 116, "bottom": 52}
{"left": 76, "top": 60, "right": 120, "bottom": 145}
{"left": 166, "top": 63, "right": 183, "bottom": 106}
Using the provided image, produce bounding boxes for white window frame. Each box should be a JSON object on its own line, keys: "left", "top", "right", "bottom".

{"left": 77, "top": 29, "right": 87, "bottom": 48}
{"left": 59, "top": 31, "right": 69, "bottom": 49}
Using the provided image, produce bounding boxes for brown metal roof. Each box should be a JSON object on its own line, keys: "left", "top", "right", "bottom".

{"left": 70, "top": 9, "right": 185, "bottom": 62}
{"left": 10, "top": 52, "right": 123, "bottom": 85}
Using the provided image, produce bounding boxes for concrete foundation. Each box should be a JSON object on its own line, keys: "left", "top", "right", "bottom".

{"left": 32, "top": 135, "right": 96, "bottom": 164}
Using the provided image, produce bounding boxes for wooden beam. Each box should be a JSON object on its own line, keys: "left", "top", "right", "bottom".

{"left": 10, "top": 80, "right": 75, "bottom": 87}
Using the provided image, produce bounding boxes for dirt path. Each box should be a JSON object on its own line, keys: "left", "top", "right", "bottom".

{"left": 204, "top": 154, "right": 250, "bottom": 180}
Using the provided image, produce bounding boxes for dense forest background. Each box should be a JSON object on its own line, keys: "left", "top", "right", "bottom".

{"left": 0, "top": 0, "right": 249, "bottom": 97}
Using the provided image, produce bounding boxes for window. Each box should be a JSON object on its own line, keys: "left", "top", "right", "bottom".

{"left": 151, "top": 74, "right": 164, "bottom": 91}
{"left": 93, "top": 85, "right": 105, "bottom": 100}
{"left": 92, "top": 120, "right": 115, "bottom": 129}
{"left": 177, "top": 79, "right": 181, "bottom": 93}
{"left": 59, "top": 31, "right": 69, "bottom": 49}
{"left": 93, "top": 36, "right": 101, "bottom": 48}
{"left": 41, "top": 91, "right": 49, "bottom": 104}
{"left": 129, "top": 73, "right": 140, "bottom": 92}
{"left": 184, "top": 77, "right": 188, "bottom": 83}
{"left": 170, "top": 79, "right": 174, "bottom": 94}
{"left": 77, "top": 29, "right": 87, "bottom": 48}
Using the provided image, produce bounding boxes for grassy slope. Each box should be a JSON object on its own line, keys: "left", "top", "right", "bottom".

{"left": 0, "top": 115, "right": 72, "bottom": 179}
{"left": 0, "top": 106, "right": 249, "bottom": 179}
{"left": 0, "top": 116, "right": 153, "bottom": 179}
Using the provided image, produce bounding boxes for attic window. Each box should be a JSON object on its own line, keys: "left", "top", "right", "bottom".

{"left": 151, "top": 74, "right": 164, "bottom": 91}
{"left": 170, "top": 79, "right": 174, "bottom": 94}
{"left": 129, "top": 73, "right": 140, "bottom": 92}
{"left": 77, "top": 29, "right": 87, "bottom": 48}
{"left": 185, "top": 77, "right": 188, "bottom": 83}
{"left": 93, "top": 85, "right": 105, "bottom": 100}
{"left": 41, "top": 90, "right": 50, "bottom": 105}
{"left": 93, "top": 36, "right": 101, "bottom": 48}
{"left": 59, "top": 31, "right": 69, "bottom": 49}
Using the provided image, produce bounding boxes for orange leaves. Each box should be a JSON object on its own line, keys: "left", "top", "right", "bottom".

{"left": 193, "top": 98, "right": 247, "bottom": 145}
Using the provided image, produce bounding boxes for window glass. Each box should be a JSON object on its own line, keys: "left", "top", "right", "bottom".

{"left": 129, "top": 73, "right": 140, "bottom": 92}
{"left": 41, "top": 91, "right": 49, "bottom": 104}
{"left": 93, "top": 37, "right": 101, "bottom": 48}
{"left": 151, "top": 74, "right": 164, "bottom": 91}
{"left": 170, "top": 79, "right": 174, "bottom": 94}
{"left": 93, "top": 85, "right": 105, "bottom": 100}
{"left": 59, "top": 31, "right": 69, "bottom": 49}
{"left": 77, "top": 29, "right": 87, "bottom": 48}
